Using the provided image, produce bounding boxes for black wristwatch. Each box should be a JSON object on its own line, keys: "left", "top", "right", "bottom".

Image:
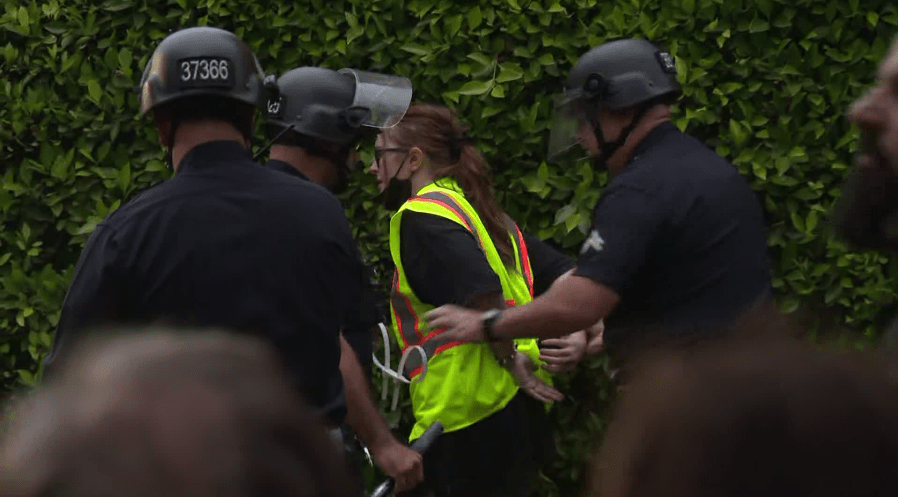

{"left": 481, "top": 309, "right": 503, "bottom": 342}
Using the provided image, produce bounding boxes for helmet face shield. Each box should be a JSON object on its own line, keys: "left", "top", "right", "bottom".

{"left": 337, "top": 69, "right": 413, "bottom": 129}
{"left": 547, "top": 90, "right": 592, "bottom": 161}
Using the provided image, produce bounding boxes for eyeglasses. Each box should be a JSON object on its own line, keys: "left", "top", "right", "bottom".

{"left": 374, "top": 147, "right": 408, "bottom": 162}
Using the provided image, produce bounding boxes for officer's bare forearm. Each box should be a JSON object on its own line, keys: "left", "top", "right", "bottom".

{"left": 489, "top": 340, "right": 516, "bottom": 361}
{"left": 493, "top": 274, "right": 619, "bottom": 340}
{"left": 467, "top": 291, "right": 516, "bottom": 360}
{"left": 340, "top": 334, "right": 395, "bottom": 450}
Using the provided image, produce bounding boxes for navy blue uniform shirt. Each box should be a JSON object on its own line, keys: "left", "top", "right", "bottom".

{"left": 267, "top": 159, "right": 377, "bottom": 379}
{"left": 46, "top": 141, "right": 361, "bottom": 426}
{"left": 574, "top": 122, "right": 772, "bottom": 359}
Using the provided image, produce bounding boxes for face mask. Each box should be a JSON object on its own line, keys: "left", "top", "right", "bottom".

{"left": 376, "top": 157, "right": 412, "bottom": 210}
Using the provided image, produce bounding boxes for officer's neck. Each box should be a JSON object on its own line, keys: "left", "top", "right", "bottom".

{"left": 607, "top": 105, "right": 671, "bottom": 175}
{"left": 170, "top": 121, "right": 248, "bottom": 172}
{"left": 269, "top": 145, "right": 331, "bottom": 187}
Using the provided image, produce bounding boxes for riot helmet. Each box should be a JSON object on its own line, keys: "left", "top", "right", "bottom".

{"left": 139, "top": 26, "right": 267, "bottom": 116}
{"left": 548, "top": 38, "right": 681, "bottom": 168}
{"left": 264, "top": 67, "right": 412, "bottom": 193}
{"left": 138, "top": 26, "right": 269, "bottom": 166}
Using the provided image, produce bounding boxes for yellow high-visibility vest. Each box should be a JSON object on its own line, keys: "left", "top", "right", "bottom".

{"left": 388, "top": 177, "right": 553, "bottom": 441}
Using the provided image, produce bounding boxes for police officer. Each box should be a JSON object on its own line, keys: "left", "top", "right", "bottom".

{"left": 426, "top": 38, "right": 773, "bottom": 376}
{"left": 263, "top": 66, "right": 424, "bottom": 492}
{"left": 44, "top": 26, "right": 362, "bottom": 466}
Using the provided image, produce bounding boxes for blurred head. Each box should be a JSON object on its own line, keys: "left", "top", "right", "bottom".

{"left": 370, "top": 103, "right": 516, "bottom": 266}
{"left": 0, "top": 329, "right": 354, "bottom": 497}
{"left": 834, "top": 35, "right": 898, "bottom": 251}
{"left": 590, "top": 336, "right": 898, "bottom": 497}
{"left": 848, "top": 35, "right": 898, "bottom": 173}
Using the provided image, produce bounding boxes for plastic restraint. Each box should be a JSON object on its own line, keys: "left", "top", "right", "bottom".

{"left": 372, "top": 322, "right": 429, "bottom": 412}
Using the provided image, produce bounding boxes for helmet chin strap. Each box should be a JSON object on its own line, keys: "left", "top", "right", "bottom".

{"left": 164, "top": 119, "right": 181, "bottom": 170}
{"left": 328, "top": 146, "right": 353, "bottom": 194}
{"left": 252, "top": 124, "right": 295, "bottom": 162}
{"left": 587, "top": 102, "right": 650, "bottom": 170}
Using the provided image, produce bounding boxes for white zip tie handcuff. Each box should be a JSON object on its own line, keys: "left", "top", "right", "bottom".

{"left": 371, "top": 322, "right": 429, "bottom": 413}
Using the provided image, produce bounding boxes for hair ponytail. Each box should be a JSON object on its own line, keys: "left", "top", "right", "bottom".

{"left": 386, "top": 104, "right": 516, "bottom": 267}
{"left": 448, "top": 140, "right": 516, "bottom": 267}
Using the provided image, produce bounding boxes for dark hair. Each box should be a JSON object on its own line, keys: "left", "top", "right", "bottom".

{"left": 591, "top": 330, "right": 898, "bottom": 497}
{"left": 0, "top": 329, "right": 354, "bottom": 497}
{"left": 386, "top": 103, "right": 515, "bottom": 267}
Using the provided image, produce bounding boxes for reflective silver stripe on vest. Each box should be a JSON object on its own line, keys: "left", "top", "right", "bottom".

{"left": 503, "top": 214, "right": 522, "bottom": 271}
{"left": 415, "top": 191, "right": 483, "bottom": 246}
{"left": 390, "top": 191, "right": 488, "bottom": 378}
{"left": 503, "top": 214, "right": 533, "bottom": 295}
{"left": 391, "top": 269, "right": 459, "bottom": 378}
{"left": 392, "top": 192, "right": 532, "bottom": 377}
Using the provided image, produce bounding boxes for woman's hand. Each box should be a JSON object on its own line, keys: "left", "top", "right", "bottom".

{"left": 507, "top": 352, "right": 564, "bottom": 404}
{"left": 539, "top": 330, "right": 588, "bottom": 373}
{"left": 584, "top": 319, "right": 605, "bottom": 355}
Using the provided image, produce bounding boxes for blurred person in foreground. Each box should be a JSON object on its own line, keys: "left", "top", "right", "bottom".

{"left": 835, "top": 33, "right": 898, "bottom": 251}
{"left": 589, "top": 326, "right": 898, "bottom": 497}
{"left": 834, "top": 33, "right": 898, "bottom": 376}
{"left": 0, "top": 329, "right": 355, "bottom": 497}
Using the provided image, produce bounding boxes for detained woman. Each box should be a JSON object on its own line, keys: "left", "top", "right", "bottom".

{"left": 368, "top": 103, "right": 587, "bottom": 497}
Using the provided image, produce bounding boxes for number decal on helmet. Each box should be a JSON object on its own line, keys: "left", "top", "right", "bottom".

{"left": 657, "top": 52, "right": 676, "bottom": 74}
{"left": 267, "top": 96, "right": 285, "bottom": 119}
{"left": 178, "top": 57, "right": 233, "bottom": 88}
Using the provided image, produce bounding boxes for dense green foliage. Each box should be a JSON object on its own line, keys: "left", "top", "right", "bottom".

{"left": 3, "top": 0, "right": 898, "bottom": 494}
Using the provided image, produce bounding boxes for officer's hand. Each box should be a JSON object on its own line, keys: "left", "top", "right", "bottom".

{"left": 370, "top": 438, "right": 424, "bottom": 492}
{"left": 424, "top": 305, "right": 486, "bottom": 342}
{"left": 584, "top": 319, "right": 606, "bottom": 355}
{"left": 539, "top": 330, "right": 588, "bottom": 373}
{"left": 508, "top": 353, "right": 565, "bottom": 404}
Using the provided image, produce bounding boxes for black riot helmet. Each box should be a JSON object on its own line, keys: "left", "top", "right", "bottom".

{"left": 138, "top": 26, "right": 269, "bottom": 165}
{"left": 264, "top": 67, "right": 413, "bottom": 193}
{"left": 139, "top": 26, "right": 267, "bottom": 116}
{"left": 547, "top": 38, "right": 681, "bottom": 168}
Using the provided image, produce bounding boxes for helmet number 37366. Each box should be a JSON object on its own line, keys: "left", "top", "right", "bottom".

{"left": 179, "top": 57, "right": 232, "bottom": 87}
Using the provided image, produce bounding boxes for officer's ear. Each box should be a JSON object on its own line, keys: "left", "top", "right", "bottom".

{"left": 152, "top": 109, "right": 172, "bottom": 148}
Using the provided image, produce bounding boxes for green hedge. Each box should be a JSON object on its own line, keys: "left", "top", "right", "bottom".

{"left": 3, "top": 0, "right": 898, "bottom": 494}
